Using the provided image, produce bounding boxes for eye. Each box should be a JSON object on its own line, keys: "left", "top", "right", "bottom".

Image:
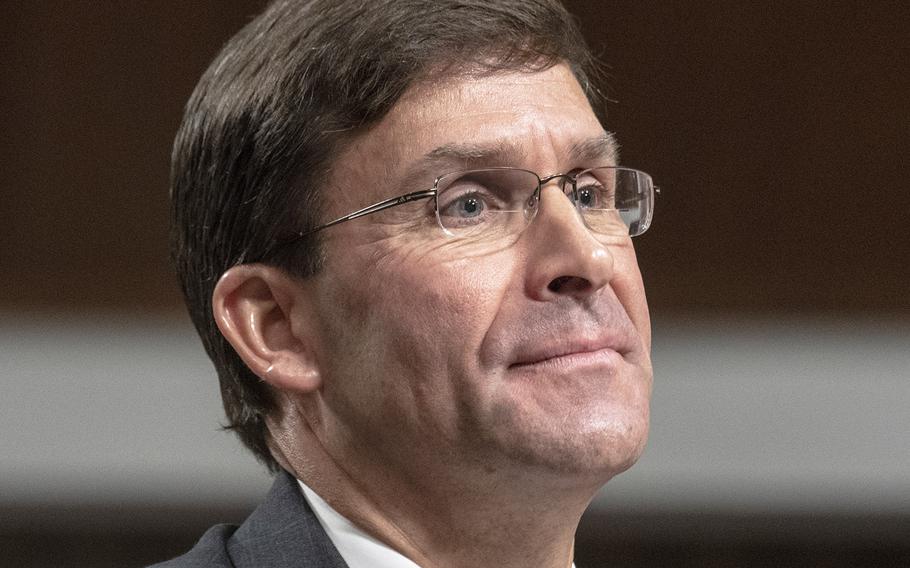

{"left": 439, "top": 192, "right": 487, "bottom": 220}
{"left": 575, "top": 183, "right": 612, "bottom": 210}
{"left": 577, "top": 186, "right": 598, "bottom": 208}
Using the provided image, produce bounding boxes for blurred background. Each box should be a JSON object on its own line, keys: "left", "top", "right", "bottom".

{"left": 2, "top": 1, "right": 908, "bottom": 566}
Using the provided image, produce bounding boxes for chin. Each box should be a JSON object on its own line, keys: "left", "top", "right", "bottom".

{"left": 484, "top": 401, "right": 651, "bottom": 482}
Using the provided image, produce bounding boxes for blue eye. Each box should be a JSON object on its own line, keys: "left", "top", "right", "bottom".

{"left": 459, "top": 196, "right": 483, "bottom": 217}
{"left": 576, "top": 184, "right": 612, "bottom": 209}
{"left": 441, "top": 193, "right": 486, "bottom": 219}
{"left": 578, "top": 187, "right": 596, "bottom": 208}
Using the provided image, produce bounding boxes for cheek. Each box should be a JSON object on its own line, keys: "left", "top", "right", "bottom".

{"left": 610, "top": 244, "right": 651, "bottom": 348}
{"left": 329, "top": 250, "right": 517, "bottom": 453}
{"left": 322, "top": 239, "right": 515, "bottom": 403}
{"left": 367, "top": 237, "right": 515, "bottom": 350}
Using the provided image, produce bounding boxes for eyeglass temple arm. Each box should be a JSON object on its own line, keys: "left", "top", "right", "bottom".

{"left": 264, "top": 188, "right": 437, "bottom": 256}
{"left": 326, "top": 189, "right": 436, "bottom": 227}
{"left": 286, "top": 188, "right": 438, "bottom": 242}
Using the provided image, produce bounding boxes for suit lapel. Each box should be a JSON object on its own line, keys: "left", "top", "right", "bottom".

{"left": 227, "top": 470, "right": 349, "bottom": 568}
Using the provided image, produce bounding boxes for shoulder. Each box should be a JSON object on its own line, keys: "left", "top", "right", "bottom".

{"left": 147, "top": 524, "right": 238, "bottom": 568}
{"left": 147, "top": 471, "right": 347, "bottom": 568}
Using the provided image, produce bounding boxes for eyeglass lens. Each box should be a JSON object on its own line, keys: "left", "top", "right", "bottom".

{"left": 433, "top": 167, "right": 654, "bottom": 240}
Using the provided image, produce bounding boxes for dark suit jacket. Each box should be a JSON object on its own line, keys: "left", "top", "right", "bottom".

{"left": 150, "top": 471, "right": 349, "bottom": 567}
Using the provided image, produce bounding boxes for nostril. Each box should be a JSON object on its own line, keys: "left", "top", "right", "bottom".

{"left": 547, "top": 275, "right": 595, "bottom": 295}
{"left": 547, "top": 276, "right": 572, "bottom": 293}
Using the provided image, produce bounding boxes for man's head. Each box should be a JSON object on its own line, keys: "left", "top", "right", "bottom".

{"left": 172, "top": 0, "right": 651, "bottom": 486}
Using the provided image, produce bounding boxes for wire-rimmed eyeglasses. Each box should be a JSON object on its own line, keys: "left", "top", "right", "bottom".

{"left": 272, "top": 166, "right": 658, "bottom": 251}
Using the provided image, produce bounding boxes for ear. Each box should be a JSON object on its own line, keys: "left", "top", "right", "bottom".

{"left": 212, "top": 264, "right": 321, "bottom": 393}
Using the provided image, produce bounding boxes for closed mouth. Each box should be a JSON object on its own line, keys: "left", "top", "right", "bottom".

{"left": 508, "top": 342, "right": 625, "bottom": 370}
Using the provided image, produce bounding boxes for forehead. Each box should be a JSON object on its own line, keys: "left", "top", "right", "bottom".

{"left": 328, "top": 64, "right": 609, "bottom": 202}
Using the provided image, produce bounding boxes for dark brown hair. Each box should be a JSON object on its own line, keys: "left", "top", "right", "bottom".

{"left": 171, "top": 0, "right": 604, "bottom": 470}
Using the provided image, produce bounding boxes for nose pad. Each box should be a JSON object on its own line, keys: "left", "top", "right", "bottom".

{"left": 522, "top": 178, "right": 579, "bottom": 228}
{"left": 523, "top": 190, "right": 540, "bottom": 223}
{"left": 537, "top": 182, "right": 585, "bottom": 225}
{"left": 521, "top": 183, "right": 614, "bottom": 301}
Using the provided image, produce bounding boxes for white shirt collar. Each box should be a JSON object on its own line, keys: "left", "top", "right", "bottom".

{"left": 298, "top": 479, "right": 422, "bottom": 568}
{"left": 297, "top": 478, "right": 576, "bottom": 568}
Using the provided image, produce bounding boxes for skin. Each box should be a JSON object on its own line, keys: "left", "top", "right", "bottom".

{"left": 214, "top": 63, "right": 652, "bottom": 568}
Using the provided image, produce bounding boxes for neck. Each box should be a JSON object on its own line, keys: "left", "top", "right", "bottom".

{"left": 268, "top": 396, "right": 597, "bottom": 568}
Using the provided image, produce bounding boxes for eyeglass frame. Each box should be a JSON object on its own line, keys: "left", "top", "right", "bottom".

{"left": 269, "top": 165, "right": 658, "bottom": 252}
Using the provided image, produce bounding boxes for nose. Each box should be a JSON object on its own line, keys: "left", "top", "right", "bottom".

{"left": 521, "top": 183, "right": 614, "bottom": 301}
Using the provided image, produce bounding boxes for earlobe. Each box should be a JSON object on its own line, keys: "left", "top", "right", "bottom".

{"left": 212, "top": 265, "right": 322, "bottom": 393}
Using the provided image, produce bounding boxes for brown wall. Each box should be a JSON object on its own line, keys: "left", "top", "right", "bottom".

{"left": 2, "top": 2, "right": 908, "bottom": 315}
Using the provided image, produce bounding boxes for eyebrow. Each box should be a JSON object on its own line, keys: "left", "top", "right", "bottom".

{"left": 423, "top": 139, "right": 526, "bottom": 171}
{"left": 568, "top": 132, "right": 619, "bottom": 165}
{"left": 398, "top": 132, "right": 619, "bottom": 191}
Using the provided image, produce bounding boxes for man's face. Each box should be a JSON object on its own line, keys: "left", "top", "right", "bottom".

{"left": 299, "top": 64, "right": 652, "bottom": 488}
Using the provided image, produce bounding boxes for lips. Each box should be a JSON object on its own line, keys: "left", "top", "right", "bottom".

{"left": 507, "top": 333, "right": 633, "bottom": 369}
